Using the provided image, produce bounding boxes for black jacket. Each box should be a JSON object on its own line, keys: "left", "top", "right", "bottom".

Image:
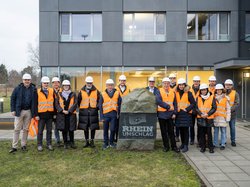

{"left": 11, "top": 83, "right": 38, "bottom": 117}
{"left": 145, "top": 86, "right": 159, "bottom": 95}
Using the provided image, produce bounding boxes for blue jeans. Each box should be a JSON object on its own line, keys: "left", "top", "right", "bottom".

{"left": 103, "top": 116, "right": 117, "bottom": 145}
{"left": 214, "top": 127, "right": 227, "bottom": 147}
{"left": 229, "top": 118, "right": 236, "bottom": 143}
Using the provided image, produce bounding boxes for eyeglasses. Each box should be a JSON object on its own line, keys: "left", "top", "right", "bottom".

{"left": 23, "top": 79, "right": 31, "bottom": 81}
{"left": 43, "top": 83, "right": 49, "bottom": 84}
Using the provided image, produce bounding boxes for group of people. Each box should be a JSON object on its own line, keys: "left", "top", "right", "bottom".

{"left": 9, "top": 72, "right": 239, "bottom": 154}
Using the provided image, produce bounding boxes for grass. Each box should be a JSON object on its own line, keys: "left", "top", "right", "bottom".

{"left": 2, "top": 96, "right": 10, "bottom": 113}
{"left": 0, "top": 140, "right": 200, "bottom": 187}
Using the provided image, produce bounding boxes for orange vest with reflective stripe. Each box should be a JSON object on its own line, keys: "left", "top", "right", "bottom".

{"left": 176, "top": 91, "right": 192, "bottom": 114}
{"left": 158, "top": 88, "right": 175, "bottom": 112}
{"left": 115, "top": 85, "right": 130, "bottom": 97}
{"left": 197, "top": 96, "right": 214, "bottom": 119}
{"left": 102, "top": 90, "right": 119, "bottom": 114}
{"left": 79, "top": 90, "right": 98, "bottom": 109}
{"left": 190, "top": 87, "right": 199, "bottom": 100}
{"left": 38, "top": 88, "right": 54, "bottom": 113}
{"left": 215, "top": 97, "right": 228, "bottom": 118}
{"left": 227, "top": 90, "right": 236, "bottom": 107}
{"left": 58, "top": 93, "right": 76, "bottom": 114}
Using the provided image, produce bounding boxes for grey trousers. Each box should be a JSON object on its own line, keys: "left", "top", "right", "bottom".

{"left": 37, "top": 118, "right": 53, "bottom": 146}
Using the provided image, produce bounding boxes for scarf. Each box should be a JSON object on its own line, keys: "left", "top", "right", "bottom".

{"left": 201, "top": 92, "right": 210, "bottom": 100}
{"left": 62, "top": 90, "right": 71, "bottom": 100}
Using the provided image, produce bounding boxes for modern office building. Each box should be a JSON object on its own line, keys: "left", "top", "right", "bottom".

{"left": 39, "top": 0, "right": 250, "bottom": 119}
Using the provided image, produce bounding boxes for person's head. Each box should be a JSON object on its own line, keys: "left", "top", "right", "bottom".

{"left": 215, "top": 84, "right": 224, "bottom": 95}
{"left": 199, "top": 83, "right": 209, "bottom": 95}
{"left": 177, "top": 78, "right": 186, "bottom": 90}
{"left": 209, "top": 75, "right": 216, "bottom": 87}
{"left": 106, "top": 79, "right": 114, "bottom": 91}
{"left": 62, "top": 80, "right": 71, "bottom": 91}
{"left": 22, "top": 73, "right": 31, "bottom": 87}
{"left": 85, "top": 76, "right": 93, "bottom": 89}
{"left": 169, "top": 73, "right": 176, "bottom": 84}
{"left": 224, "top": 79, "right": 234, "bottom": 90}
{"left": 119, "top": 75, "right": 126, "bottom": 86}
{"left": 41, "top": 76, "right": 50, "bottom": 89}
{"left": 148, "top": 77, "right": 155, "bottom": 88}
{"left": 52, "top": 77, "right": 60, "bottom": 90}
{"left": 193, "top": 76, "right": 200, "bottom": 87}
{"left": 162, "top": 77, "right": 170, "bottom": 90}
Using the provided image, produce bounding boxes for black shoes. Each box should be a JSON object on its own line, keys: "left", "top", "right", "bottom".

{"left": 200, "top": 148, "right": 206, "bottom": 153}
{"left": 231, "top": 142, "right": 236, "bottom": 147}
{"left": 163, "top": 147, "right": 170, "bottom": 152}
{"left": 190, "top": 141, "right": 194, "bottom": 145}
{"left": 172, "top": 147, "right": 180, "bottom": 153}
{"left": 9, "top": 148, "right": 17, "bottom": 153}
{"left": 21, "top": 146, "right": 27, "bottom": 151}
{"left": 89, "top": 140, "right": 95, "bottom": 148}
{"left": 70, "top": 142, "right": 77, "bottom": 149}
{"left": 220, "top": 146, "right": 225, "bottom": 150}
{"left": 209, "top": 149, "right": 214, "bottom": 154}
{"left": 83, "top": 140, "right": 90, "bottom": 148}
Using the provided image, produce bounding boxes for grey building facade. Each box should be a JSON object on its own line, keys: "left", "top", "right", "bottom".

{"left": 39, "top": 0, "right": 250, "bottom": 119}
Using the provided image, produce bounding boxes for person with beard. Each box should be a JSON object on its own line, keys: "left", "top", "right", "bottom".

{"left": 208, "top": 75, "right": 217, "bottom": 95}
{"left": 78, "top": 76, "right": 100, "bottom": 148}
{"left": 169, "top": 73, "right": 177, "bottom": 90}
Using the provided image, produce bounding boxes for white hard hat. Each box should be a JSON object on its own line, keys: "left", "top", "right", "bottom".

{"left": 193, "top": 76, "right": 201, "bottom": 81}
{"left": 215, "top": 84, "right": 224, "bottom": 90}
{"left": 106, "top": 79, "right": 114, "bottom": 84}
{"left": 162, "top": 77, "right": 170, "bottom": 82}
{"left": 85, "top": 76, "right": 93, "bottom": 83}
{"left": 199, "top": 83, "right": 208, "bottom": 90}
{"left": 209, "top": 75, "right": 216, "bottom": 81}
{"left": 62, "top": 80, "right": 71, "bottom": 86}
{"left": 41, "top": 76, "right": 50, "bottom": 83}
{"left": 52, "top": 77, "right": 60, "bottom": 83}
{"left": 224, "top": 79, "right": 233, "bottom": 85}
{"left": 177, "top": 78, "right": 186, "bottom": 84}
{"left": 119, "top": 75, "right": 126, "bottom": 81}
{"left": 22, "top": 73, "right": 31, "bottom": 80}
{"left": 148, "top": 77, "right": 155, "bottom": 82}
{"left": 169, "top": 73, "right": 176, "bottom": 78}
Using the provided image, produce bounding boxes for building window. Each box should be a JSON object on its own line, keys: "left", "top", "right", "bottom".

{"left": 245, "top": 13, "right": 250, "bottom": 41}
{"left": 187, "top": 13, "right": 230, "bottom": 41}
{"left": 60, "top": 13, "right": 102, "bottom": 42}
{"left": 123, "top": 13, "right": 166, "bottom": 42}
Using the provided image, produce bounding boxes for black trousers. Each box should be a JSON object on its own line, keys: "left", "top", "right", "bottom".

{"left": 114, "top": 118, "right": 119, "bottom": 141}
{"left": 62, "top": 116, "right": 74, "bottom": 144}
{"left": 158, "top": 118, "right": 177, "bottom": 149}
{"left": 179, "top": 127, "right": 189, "bottom": 146}
{"left": 37, "top": 118, "right": 53, "bottom": 146}
{"left": 84, "top": 129, "right": 96, "bottom": 140}
{"left": 200, "top": 126, "right": 213, "bottom": 149}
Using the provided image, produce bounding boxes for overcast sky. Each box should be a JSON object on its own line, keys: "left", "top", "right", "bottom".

{"left": 0, "top": 0, "right": 38, "bottom": 71}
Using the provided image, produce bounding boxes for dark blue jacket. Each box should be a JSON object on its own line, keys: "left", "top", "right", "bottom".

{"left": 156, "top": 91, "right": 177, "bottom": 120}
{"left": 145, "top": 86, "right": 159, "bottom": 95}
{"left": 99, "top": 89, "right": 122, "bottom": 120}
{"left": 11, "top": 83, "right": 38, "bottom": 117}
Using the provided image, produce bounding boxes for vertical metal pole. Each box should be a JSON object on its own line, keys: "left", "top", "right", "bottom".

{"left": 241, "top": 72, "right": 244, "bottom": 119}
{"left": 245, "top": 77, "right": 247, "bottom": 119}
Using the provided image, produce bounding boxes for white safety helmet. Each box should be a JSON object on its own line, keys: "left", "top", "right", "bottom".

{"left": 177, "top": 78, "right": 186, "bottom": 84}
{"left": 193, "top": 76, "right": 201, "bottom": 81}
{"left": 41, "top": 76, "right": 50, "bottom": 83}
{"left": 224, "top": 79, "right": 233, "bottom": 85}
{"left": 199, "top": 83, "right": 208, "bottom": 90}
{"left": 119, "top": 75, "right": 126, "bottom": 81}
{"left": 22, "top": 73, "right": 31, "bottom": 80}
{"left": 106, "top": 79, "right": 114, "bottom": 84}
{"left": 169, "top": 73, "right": 176, "bottom": 78}
{"left": 85, "top": 76, "right": 93, "bottom": 83}
{"left": 209, "top": 75, "right": 216, "bottom": 81}
{"left": 148, "top": 77, "right": 155, "bottom": 82}
{"left": 215, "top": 84, "right": 224, "bottom": 90}
{"left": 62, "top": 80, "right": 71, "bottom": 86}
{"left": 52, "top": 77, "right": 60, "bottom": 83}
{"left": 162, "top": 77, "right": 171, "bottom": 82}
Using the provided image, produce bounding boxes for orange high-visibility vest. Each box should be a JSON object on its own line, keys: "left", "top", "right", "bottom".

{"left": 190, "top": 87, "right": 199, "bottom": 100}
{"left": 176, "top": 91, "right": 192, "bottom": 114}
{"left": 215, "top": 97, "right": 228, "bottom": 118}
{"left": 197, "top": 95, "right": 214, "bottom": 119}
{"left": 79, "top": 90, "right": 98, "bottom": 109}
{"left": 170, "top": 85, "right": 177, "bottom": 92}
{"left": 58, "top": 93, "right": 76, "bottom": 114}
{"left": 28, "top": 118, "right": 38, "bottom": 137}
{"left": 102, "top": 90, "right": 119, "bottom": 114}
{"left": 115, "top": 85, "right": 130, "bottom": 97}
{"left": 53, "top": 88, "right": 62, "bottom": 99}
{"left": 38, "top": 88, "right": 54, "bottom": 113}
{"left": 227, "top": 90, "right": 236, "bottom": 107}
{"left": 158, "top": 88, "right": 175, "bottom": 112}
{"left": 209, "top": 87, "right": 216, "bottom": 95}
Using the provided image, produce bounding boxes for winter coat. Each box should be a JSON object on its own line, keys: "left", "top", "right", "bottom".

{"left": 226, "top": 89, "right": 240, "bottom": 119}
{"left": 214, "top": 94, "right": 231, "bottom": 127}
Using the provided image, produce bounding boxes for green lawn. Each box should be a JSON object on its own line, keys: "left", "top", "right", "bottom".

{"left": 0, "top": 140, "right": 200, "bottom": 187}
{"left": 2, "top": 96, "right": 10, "bottom": 113}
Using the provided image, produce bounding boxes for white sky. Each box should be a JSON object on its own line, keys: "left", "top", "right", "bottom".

{"left": 0, "top": 0, "right": 39, "bottom": 71}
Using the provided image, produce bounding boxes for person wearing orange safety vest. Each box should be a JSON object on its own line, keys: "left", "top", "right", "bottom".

{"left": 156, "top": 77, "right": 180, "bottom": 153}
{"left": 175, "top": 78, "right": 195, "bottom": 153}
{"left": 169, "top": 73, "right": 177, "bottom": 91}
{"left": 196, "top": 83, "right": 217, "bottom": 153}
{"left": 189, "top": 76, "right": 201, "bottom": 146}
{"left": 99, "top": 79, "right": 122, "bottom": 150}
{"left": 208, "top": 75, "right": 217, "bottom": 95}
{"left": 78, "top": 76, "right": 100, "bottom": 148}
{"left": 224, "top": 79, "right": 240, "bottom": 147}
{"left": 55, "top": 80, "right": 78, "bottom": 149}
{"left": 37, "top": 76, "right": 55, "bottom": 152}
{"left": 213, "top": 84, "right": 231, "bottom": 150}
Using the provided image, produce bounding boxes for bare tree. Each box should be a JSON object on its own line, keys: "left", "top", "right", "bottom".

{"left": 27, "top": 38, "right": 40, "bottom": 73}
{"left": 8, "top": 70, "right": 21, "bottom": 87}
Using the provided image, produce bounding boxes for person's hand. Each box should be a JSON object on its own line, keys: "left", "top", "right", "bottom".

{"left": 201, "top": 113, "right": 208, "bottom": 118}
{"left": 63, "top": 110, "right": 69, "bottom": 115}
{"left": 182, "top": 109, "right": 187, "bottom": 112}
{"left": 11, "top": 111, "right": 16, "bottom": 116}
{"left": 53, "top": 115, "right": 56, "bottom": 119}
{"left": 35, "top": 116, "right": 40, "bottom": 121}
{"left": 172, "top": 114, "right": 176, "bottom": 119}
